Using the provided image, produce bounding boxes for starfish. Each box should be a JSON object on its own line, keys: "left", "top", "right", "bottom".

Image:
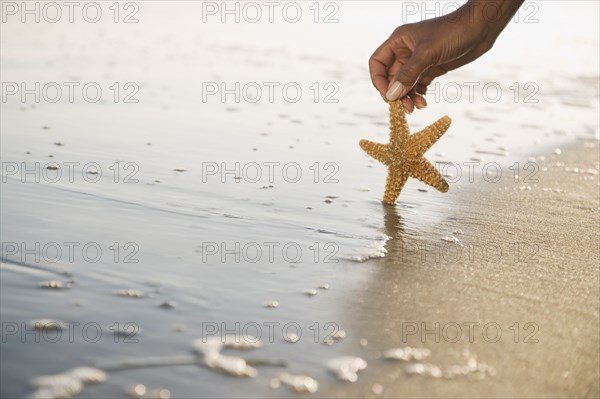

{"left": 359, "top": 100, "right": 451, "bottom": 205}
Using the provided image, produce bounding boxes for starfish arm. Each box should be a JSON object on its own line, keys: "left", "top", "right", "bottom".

{"left": 383, "top": 168, "right": 409, "bottom": 205}
{"left": 411, "top": 159, "right": 450, "bottom": 193}
{"left": 361, "top": 101, "right": 451, "bottom": 203}
{"left": 407, "top": 116, "right": 451, "bottom": 157}
{"left": 359, "top": 140, "right": 391, "bottom": 165}
{"left": 389, "top": 100, "right": 409, "bottom": 150}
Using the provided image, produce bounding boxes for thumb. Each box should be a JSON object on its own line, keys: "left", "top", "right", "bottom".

{"left": 386, "top": 52, "right": 430, "bottom": 101}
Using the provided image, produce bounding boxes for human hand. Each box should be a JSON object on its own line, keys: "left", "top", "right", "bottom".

{"left": 369, "top": 0, "right": 523, "bottom": 112}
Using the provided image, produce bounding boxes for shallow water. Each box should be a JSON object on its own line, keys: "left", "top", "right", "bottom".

{"left": 1, "top": 1, "right": 599, "bottom": 397}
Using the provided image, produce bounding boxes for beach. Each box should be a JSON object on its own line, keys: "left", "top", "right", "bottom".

{"left": 1, "top": 1, "right": 599, "bottom": 398}
{"left": 323, "top": 141, "right": 600, "bottom": 398}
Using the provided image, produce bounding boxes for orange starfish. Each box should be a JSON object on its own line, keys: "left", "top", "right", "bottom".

{"left": 360, "top": 100, "right": 451, "bottom": 205}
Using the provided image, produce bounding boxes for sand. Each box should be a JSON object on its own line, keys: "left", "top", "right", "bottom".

{"left": 325, "top": 141, "right": 600, "bottom": 398}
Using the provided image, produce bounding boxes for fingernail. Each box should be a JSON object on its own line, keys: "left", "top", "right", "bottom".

{"left": 386, "top": 81, "right": 403, "bottom": 101}
{"left": 415, "top": 103, "right": 426, "bottom": 110}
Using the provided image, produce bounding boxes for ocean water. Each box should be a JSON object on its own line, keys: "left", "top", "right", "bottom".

{"left": 1, "top": 1, "right": 598, "bottom": 397}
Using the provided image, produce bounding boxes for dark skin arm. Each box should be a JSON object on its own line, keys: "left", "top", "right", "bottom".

{"left": 369, "top": 0, "right": 525, "bottom": 112}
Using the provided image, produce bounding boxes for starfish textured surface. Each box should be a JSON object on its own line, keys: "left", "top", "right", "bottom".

{"left": 360, "top": 100, "right": 451, "bottom": 205}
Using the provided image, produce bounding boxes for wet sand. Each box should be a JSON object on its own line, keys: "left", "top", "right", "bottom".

{"left": 325, "top": 141, "right": 600, "bottom": 398}
{"left": 2, "top": 142, "right": 597, "bottom": 397}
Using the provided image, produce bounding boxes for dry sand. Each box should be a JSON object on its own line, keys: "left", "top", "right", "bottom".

{"left": 327, "top": 140, "right": 599, "bottom": 398}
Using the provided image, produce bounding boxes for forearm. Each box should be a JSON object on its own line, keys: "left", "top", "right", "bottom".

{"left": 370, "top": 0, "right": 525, "bottom": 103}
{"left": 464, "top": 0, "right": 525, "bottom": 39}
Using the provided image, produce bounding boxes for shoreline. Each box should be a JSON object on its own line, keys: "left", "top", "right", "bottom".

{"left": 0, "top": 142, "right": 597, "bottom": 398}
{"left": 324, "top": 139, "right": 600, "bottom": 398}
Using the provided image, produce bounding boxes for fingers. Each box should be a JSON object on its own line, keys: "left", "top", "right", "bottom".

{"left": 414, "top": 82, "right": 429, "bottom": 95}
{"left": 386, "top": 50, "right": 431, "bottom": 101}
{"left": 370, "top": 34, "right": 434, "bottom": 109}
{"left": 369, "top": 42, "right": 397, "bottom": 99}
{"left": 369, "top": 58, "right": 390, "bottom": 99}
{"left": 401, "top": 96, "right": 415, "bottom": 114}
{"left": 401, "top": 91, "right": 426, "bottom": 113}
{"left": 410, "top": 92, "right": 427, "bottom": 109}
